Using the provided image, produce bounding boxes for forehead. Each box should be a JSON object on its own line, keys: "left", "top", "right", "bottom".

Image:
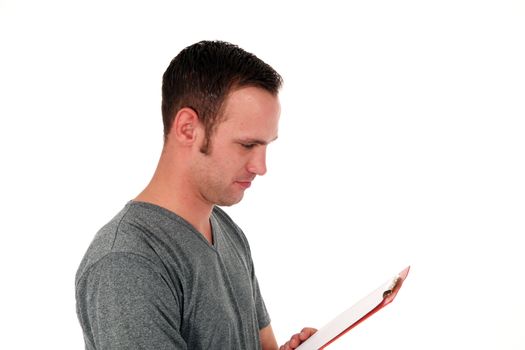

{"left": 217, "top": 86, "right": 281, "bottom": 138}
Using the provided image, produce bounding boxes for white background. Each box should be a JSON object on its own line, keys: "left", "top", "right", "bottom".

{"left": 1, "top": 0, "right": 524, "bottom": 349}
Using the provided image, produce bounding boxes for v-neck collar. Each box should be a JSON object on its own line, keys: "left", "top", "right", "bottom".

{"left": 129, "top": 200, "right": 222, "bottom": 253}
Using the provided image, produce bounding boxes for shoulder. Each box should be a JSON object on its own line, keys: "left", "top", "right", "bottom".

{"left": 77, "top": 251, "right": 167, "bottom": 287}
{"left": 76, "top": 251, "right": 170, "bottom": 295}
{"left": 75, "top": 202, "right": 169, "bottom": 287}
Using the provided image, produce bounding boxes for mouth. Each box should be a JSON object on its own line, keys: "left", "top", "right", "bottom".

{"left": 235, "top": 180, "right": 252, "bottom": 189}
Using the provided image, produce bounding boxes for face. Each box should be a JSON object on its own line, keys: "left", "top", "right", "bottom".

{"left": 190, "top": 86, "right": 281, "bottom": 206}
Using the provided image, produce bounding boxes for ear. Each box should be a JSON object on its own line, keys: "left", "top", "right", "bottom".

{"left": 168, "top": 107, "right": 201, "bottom": 146}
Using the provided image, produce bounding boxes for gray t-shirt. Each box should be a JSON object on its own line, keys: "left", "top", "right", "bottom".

{"left": 76, "top": 201, "right": 270, "bottom": 349}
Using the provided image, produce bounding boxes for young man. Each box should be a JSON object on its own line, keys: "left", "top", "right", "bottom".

{"left": 75, "top": 41, "right": 315, "bottom": 350}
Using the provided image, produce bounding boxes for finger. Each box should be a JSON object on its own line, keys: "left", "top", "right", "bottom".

{"left": 299, "top": 327, "right": 318, "bottom": 341}
{"left": 289, "top": 333, "right": 301, "bottom": 348}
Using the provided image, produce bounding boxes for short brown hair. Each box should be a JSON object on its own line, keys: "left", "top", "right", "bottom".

{"left": 161, "top": 41, "right": 283, "bottom": 153}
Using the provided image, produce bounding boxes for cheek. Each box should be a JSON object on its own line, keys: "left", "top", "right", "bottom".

{"left": 207, "top": 155, "right": 236, "bottom": 181}
{"left": 217, "top": 147, "right": 247, "bottom": 170}
{"left": 208, "top": 143, "right": 251, "bottom": 177}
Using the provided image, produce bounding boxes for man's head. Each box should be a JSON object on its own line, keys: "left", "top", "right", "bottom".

{"left": 161, "top": 40, "right": 283, "bottom": 154}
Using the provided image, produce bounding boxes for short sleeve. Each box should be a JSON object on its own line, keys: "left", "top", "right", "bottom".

{"left": 252, "top": 271, "right": 271, "bottom": 330}
{"left": 76, "top": 253, "right": 187, "bottom": 350}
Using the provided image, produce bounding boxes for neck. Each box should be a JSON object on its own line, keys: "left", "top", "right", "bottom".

{"left": 134, "top": 148, "right": 214, "bottom": 243}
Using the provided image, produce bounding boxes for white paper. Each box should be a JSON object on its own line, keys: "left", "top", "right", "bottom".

{"left": 296, "top": 277, "right": 397, "bottom": 350}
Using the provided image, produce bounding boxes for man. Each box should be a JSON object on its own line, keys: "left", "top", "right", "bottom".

{"left": 75, "top": 41, "right": 315, "bottom": 349}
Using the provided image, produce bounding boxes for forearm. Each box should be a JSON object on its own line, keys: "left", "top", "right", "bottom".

{"left": 260, "top": 324, "right": 279, "bottom": 350}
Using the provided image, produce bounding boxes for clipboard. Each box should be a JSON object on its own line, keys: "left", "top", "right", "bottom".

{"left": 296, "top": 266, "right": 410, "bottom": 350}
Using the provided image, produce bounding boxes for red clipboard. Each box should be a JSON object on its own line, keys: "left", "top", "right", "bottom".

{"left": 296, "top": 266, "right": 410, "bottom": 350}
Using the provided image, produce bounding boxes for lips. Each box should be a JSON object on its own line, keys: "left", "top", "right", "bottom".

{"left": 235, "top": 181, "right": 252, "bottom": 189}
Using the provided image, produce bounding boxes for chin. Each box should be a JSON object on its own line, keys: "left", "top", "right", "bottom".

{"left": 216, "top": 194, "right": 244, "bottom": 207}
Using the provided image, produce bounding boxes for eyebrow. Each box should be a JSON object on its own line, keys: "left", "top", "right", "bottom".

{"left": 236, "top": 136, "right": 279, "bottom": 146}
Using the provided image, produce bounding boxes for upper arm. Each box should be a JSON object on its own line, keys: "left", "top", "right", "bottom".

{"left": 259, "top": 324, "right": 278, "bottom": 350}
{"left": 76, "top": 253, "right": 187, "bottom": 349}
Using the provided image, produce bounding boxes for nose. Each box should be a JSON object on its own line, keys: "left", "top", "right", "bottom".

{"left": 247, "top": 146, "right": 267, "bottom": 176}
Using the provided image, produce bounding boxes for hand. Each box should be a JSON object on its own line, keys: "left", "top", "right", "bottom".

{"left": 279, "top": 327, "right": 317, "bottom": 350}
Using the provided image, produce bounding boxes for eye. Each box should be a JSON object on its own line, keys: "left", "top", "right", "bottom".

{"left": 241, "top": 143, "right": 256, "bottom": 149}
